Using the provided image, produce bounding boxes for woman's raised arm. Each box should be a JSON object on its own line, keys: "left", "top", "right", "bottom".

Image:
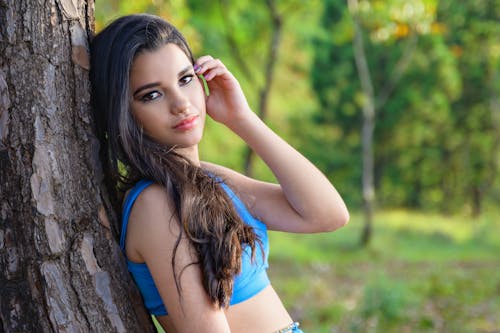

{"left": 196, "top": 56, "right": 349, "bottom": 233}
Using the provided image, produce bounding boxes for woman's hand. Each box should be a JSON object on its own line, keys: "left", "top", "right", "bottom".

{"left": 194, "top": 56, "right": 251, "bottom": 127}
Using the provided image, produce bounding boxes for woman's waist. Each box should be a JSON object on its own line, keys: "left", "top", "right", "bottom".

{"left": 156, "top": 285, "right": 293, "bottom": 333}
{"left": 225, "top": 285, "right": 293, "bottom": 333}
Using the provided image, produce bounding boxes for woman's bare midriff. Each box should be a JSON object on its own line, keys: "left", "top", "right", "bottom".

{"left": 156, "top": 285, "right": 293, "bottom": 333}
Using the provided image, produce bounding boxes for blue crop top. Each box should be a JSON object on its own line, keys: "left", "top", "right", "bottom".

{"left": 120, "top": 179, "right": 270, "bottom": 316}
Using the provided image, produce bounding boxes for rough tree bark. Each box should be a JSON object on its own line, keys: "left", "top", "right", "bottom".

{"left": 0, "top": 1, "right": 154, "bottom": 332}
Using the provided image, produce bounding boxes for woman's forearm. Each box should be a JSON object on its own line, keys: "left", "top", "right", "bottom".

{"left": 228, "top": 109, "right": 349, "bottom": 231}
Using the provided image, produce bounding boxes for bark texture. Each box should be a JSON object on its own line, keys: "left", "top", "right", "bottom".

{"left": 0, "top": 1, "right": 154, "bottom": 332}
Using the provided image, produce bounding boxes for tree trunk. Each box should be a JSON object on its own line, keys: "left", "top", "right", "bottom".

{"left": 349, "top": 0, "right": 376, "bottom": 246}
{"left": 471, "top": 185, "right": 482, "bottom": 217}
{"left": 0, "top": 1, "right": 154, "bottom": 332}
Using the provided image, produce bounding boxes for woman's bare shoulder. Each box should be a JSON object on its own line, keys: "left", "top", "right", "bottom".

{"left": 125, "top": 183, "right": 181, "bottom": 262}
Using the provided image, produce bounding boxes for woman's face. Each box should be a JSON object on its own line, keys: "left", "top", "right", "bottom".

{"left": 129, "top": 43, "right": 206, "bottom": 152}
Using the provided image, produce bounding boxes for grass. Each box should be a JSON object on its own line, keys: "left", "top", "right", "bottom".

{"left": 267, "top": 209, "right": 500, "bottom": 333}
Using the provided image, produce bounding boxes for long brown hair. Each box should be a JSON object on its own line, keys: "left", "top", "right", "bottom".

{"left": 89, "top": 14, "right": 259, "bottom": 308}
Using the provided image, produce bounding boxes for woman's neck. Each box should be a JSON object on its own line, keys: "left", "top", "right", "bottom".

{"left": 175, "top": 145, "right": 201, "bottom": 166}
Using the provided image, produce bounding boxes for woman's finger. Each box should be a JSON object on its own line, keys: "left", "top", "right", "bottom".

{"left": 203, "top": 65, "right": 229, "bottom": 80}
{"left": 194, "top": 55, "right": 213, "bottom": 65}
{"left": 194, "top": 56, "right": 226, "bottom": 75}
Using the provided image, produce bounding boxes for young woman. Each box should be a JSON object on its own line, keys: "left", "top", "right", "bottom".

{"left": 90, "top": 13, "right": 349, "bottom": 333}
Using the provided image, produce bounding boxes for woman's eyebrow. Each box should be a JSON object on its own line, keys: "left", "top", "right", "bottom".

{"left": 178, "top": 65, "right": 193, "bottom": 77}
{"left": 133, "top": 82, "right": 160, "bottom": 97}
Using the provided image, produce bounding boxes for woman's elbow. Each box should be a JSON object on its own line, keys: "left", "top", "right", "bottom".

{"left": 333, "top": 207, "right": 350, "bottom": 230}
{"left": 316, "top": 205, "right": 350, "bottom": 232}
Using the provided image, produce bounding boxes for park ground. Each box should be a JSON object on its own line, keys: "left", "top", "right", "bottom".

{"left": 269, "top": 208, "right": 500, "bottom": 333}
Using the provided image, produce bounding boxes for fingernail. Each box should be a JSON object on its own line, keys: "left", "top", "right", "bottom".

{"left": 194, "top": 64, "right": 201, "bottom": 72}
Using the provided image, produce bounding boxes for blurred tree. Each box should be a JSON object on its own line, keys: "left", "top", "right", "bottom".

{"left": 311, "top": 0, "right": 500, "bottom": 225}
{"left": 312, "top": 0, "right": 442, "bottom": 244}
{"left": 348, "top": 0, "right": 377, "bottom": 245}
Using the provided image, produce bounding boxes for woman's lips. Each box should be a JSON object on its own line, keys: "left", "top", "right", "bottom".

{"left": 173, "top": 115, "right": 198, "bottom": 131}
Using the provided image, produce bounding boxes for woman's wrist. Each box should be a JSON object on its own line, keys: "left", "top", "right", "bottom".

{"left": 225, "top": 108, "right": 262, "bottom": 136}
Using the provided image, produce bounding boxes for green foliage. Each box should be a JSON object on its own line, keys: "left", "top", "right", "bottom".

{"left": 309, "top": 0, "right": 500, "bottom": 212}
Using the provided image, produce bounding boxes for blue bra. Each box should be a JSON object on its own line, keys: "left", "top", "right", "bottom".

{"left": 120, "top": 179, "right": 270, "bottom": 316}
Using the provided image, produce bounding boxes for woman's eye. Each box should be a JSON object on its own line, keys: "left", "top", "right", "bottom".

{"left": 180, "top": 74, "right": 193, "bottom": 86}
{"left": 141, "top": 91, "right": 162, "bottom": 102}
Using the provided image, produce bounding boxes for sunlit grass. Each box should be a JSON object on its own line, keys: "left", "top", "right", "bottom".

{"left": 269, "top": 209, "right": 500, "bottom": 264}
{"left": 374, "top": 209, "right": 497, "bottom": 243}
{"left": 267, "top": 208, "right": 500, "bottom": 333}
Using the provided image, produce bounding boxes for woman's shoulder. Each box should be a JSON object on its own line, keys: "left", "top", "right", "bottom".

{"left": 125, "top": 182, "right": 181, "bottom": 262}
{"left": 128, "top": 182, "right": 174, "bottom": 220}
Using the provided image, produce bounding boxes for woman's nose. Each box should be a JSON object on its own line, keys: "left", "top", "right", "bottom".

{"left": 170, "top": 90, "right": 190, "bottom": 114}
